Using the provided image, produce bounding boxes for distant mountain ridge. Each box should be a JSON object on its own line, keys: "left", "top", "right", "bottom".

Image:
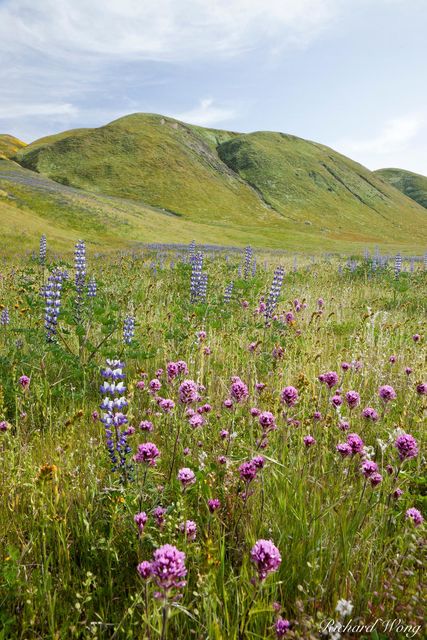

{"left": 374, "top": 167, "right": 427, "bottom": 210}
{"left": 0, "top": 114, "right": 426, "bottom": 254}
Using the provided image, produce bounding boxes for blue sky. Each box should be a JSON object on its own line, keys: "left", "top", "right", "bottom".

{"left": 1, "top": 0, "right": 426, "bottom": 173}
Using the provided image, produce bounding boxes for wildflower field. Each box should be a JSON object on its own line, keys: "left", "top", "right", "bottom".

{"left": 0, "top": 240, "right": 425, "bottom": 640}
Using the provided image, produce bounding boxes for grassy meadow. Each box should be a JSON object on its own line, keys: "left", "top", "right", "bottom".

{"left": 0, "top": 242, "right": 426, "bottom": 639}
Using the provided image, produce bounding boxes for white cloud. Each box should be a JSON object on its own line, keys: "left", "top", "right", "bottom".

{"left": 335, "top": 114, "right": 427, "bottom": 175}
{"left": 170, "top": 99, "right": 236, "bottom": 126}
{"left": 0, "top": 103, "right": 78, "bottom": 119}
{"left": 0, "top": 0, "right": 338, "bottom": 63}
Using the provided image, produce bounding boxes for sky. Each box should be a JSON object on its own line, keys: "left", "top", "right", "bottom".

{"left": 0, "top": 0, "right": 426, "bottom": 174}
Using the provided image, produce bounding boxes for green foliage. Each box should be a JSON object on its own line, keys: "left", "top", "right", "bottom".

{"left": 375, "top": 167, "right": 427, "bottom": 209}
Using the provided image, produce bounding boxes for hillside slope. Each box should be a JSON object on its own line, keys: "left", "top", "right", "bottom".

{"left": 374, "top": 168, "right": 427, "bottom": 209}
{"left": 0, "top": 134, "right": 26, "bottom": 159}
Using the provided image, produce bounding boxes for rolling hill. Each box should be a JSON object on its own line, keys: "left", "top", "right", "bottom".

{"left": 374, "top": 168, "right": 427, "bottom": 210}
{"left": 1, "top": 113, "right": 426, "bottom": 255}
{"left": 0, "top": 134, "right": 26, "bottom": 159}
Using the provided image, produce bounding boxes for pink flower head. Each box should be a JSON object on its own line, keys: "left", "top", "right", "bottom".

{"left": 197, "top": 330, "right": 206, "bottom": 342}
{"left": 220, "top": 429, "right": 229, "bottom": 439}
{"left": 370, "top": 472, "right": 383, "bottom": 487}
{"left": 251, "top": 407, "right": 261, "bottom": 417}
{"left": 304, "top": 435, "right": 316, "bottom": 447}
{"left": 405, "top": 508, "right": 424, "bottom": 527}
{"left": 395, "top": 433, "right": 418, "bottom": 461}
{"left": 137, "top": 560, "right": 152, "bottom": 579}
{"left": 319, "top": 371, "right": 339, "bottom": 388}
{"left": 346, "top": 390, "right": 360, "bottom": 409}
{"left": 416, "top": 382, "right": 426, "bottom": 395}
{"left": 208, "top": 498, "right": 221, "bottom": 513}
{"left": 179, "top": 520, "right": 197, "bottom": 541}
{"left": 412, "top": 334, "right": 420, "bottom": 342}
{"left": 405, "top": 367, "right": 412, "bottom": 376}
{"left": 139, "top": 420, "right": 154, "bottom": 432}
{"left": 285, "top": 311, "right": 295, "bottom": 325}
{"left": 179, "top": 380, "right": 199, "bottom": 404}
{"left": 134, "top": 512, "right": 148, "bottom": 533}
{"left": 150, "top": 544, "right": 187, "bottom": 593}
{"left": 259, "top": 411, "right": 276, "bottom": 431}
{"left": 189, "top": 413, "right": 204, "bottom": 429}
{"left": 250, "top": 539, "right": 282, "bottom": 581}
{"left": 347, "top": 433, "right": 364, "bottom": 455}
{"left": 255, "top": 382, "right": 266, "bottom": 392}
{"left": 133, "top": 442, "right": 160, "bottom": 465}
{"left": 361, "top": 407, "right": 379, "bottom": 422}
{"left": 275, "top": 617, "right": 291, "bottom": 637}
{"left": 223, "top": 398, "right": 233, "bottom": 408}
{"left": 0, "top": 420, "right": 9, "bottom": 432}
{"left": 361, "top": 460, "right": 378, "bottom": 477}
{"left": 393, "top": 488, "right": 403, "bottom": 499}
{"left": 341, "top": 362, "right": 351, "bottom": 371}
{"left": 176, "top": 360, "right": 189, "bottom": 374}
{"left": 313, "top": 411, "right": 322, "bottom": 421}
{"left": 149, "top": 378, "right": 161, "bottom": 393}
{"left": 230, "top": 376, "right": 249, "bottom": 403}
{"left": 159, "top": 398, "right": 175, "bottom": 413}
{"left": 336, "top": 443, "right": 352, "bottom": 457}
{"left": 317, "top": 298, "right": 324, "bottom": 309}
{"left": 389, "top": 355, "right": 396, "bottom": 364}
{"left": 280, "top": 386, "right": 298, "bottom": 407}
{"left": 338, "top": 420, "right": 350, "bottom": 431}
{"left": 239, "top": 460, "right": 258, "bottom": 482}
{"left": 379, "top": 385, "right": 396, "bottom": 402}
{"left": 331, "top": 394, "right": 343, "bottom": 407}
{"left": 136, "top": 380, "right": 145, "bottom": 390}
{"left": 153, "top": 506, "right": 166, "bottom": 527}
{"left": 167, "top": 362, "right": 179, "bottom": 380}
{"left": 177, "top": 467, "right": 196, "bottom": 488}
{"left": 19, "top": 375, "right": 30, "bottom": 389}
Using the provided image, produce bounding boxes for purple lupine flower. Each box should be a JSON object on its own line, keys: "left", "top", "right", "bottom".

{"left": 347, "top": 433, "right": 364, "bottom": 454}
{"left": 280, "top": 386, "right": 298, "bottom": 407}
{"left": 224, "top": 281, "right": 234, "bottom": 304}
{"left": 177, "top": 467, "right": 196, "bottom": 488}
{"left": 137, "top": 560, "right": 152, "bottom": 579}
{"left": 346, "top": 390, "right": 360, "bottom": 409}
{"left": 361, "top": 460, "right": 378, "bottom": 477}
{"left": 230, "top": 376, "right": 249, "bottom": 403}
{"left": 319, "top": 371, "right": 339, "bottom": 388}
{"left": 405, "top": 508, "right": 424, "bottom": 527}
{"left": 133, "top": 442, "right": 160, "bottom": 466}
{"left": 74, "top": 239, "right": 86, "bottom": 323}
{"left": 123, "top": 314, "right": 135, "bottom": 345}
{"left": 275, "top": 617, "right": 291, "bottom": 637}
{"left": 134, "top": 512, "right": 148, "bottom": 534}
{"left": 379, "top": 385, "right": 396, "bottom": 402}
{"left": 87, "top": 275, "right": 97, "bottom": 298}
{"left": 179, "top": 520, "right": 197, "bottom": 541}
{"left": 264, "top": 266, "right": 285, "bottom": 320}
{"left": 150, "top": 544, "right": 187, "bottom": 594}
{"left": 179, "top": 379, "right": 199, "bottom": 404}
{"left": 361, "top": 407, "right": 379, "bottom": 422}
{"left": 208, "top": 498, "right": 221, "bottom": 513}
{"left": 39, "top": 234, "right": 47, "bottom": 265}
{"left": 250, "top": 539, "right": 282, "bottom": 581}
{"left": 0, "top": 307, "right": 9, "bottom": 326}
{"left": 304, "top": 435, "right": 316, "bottom": 447}
{"left": 42, "top": 267, "right": 64, "bottom": 341}
{"left": 395, "top": 433, "right": 418, "bottom": 461}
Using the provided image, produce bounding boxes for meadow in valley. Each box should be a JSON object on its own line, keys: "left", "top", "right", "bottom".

{"left": 0, "top": 240, "right": 425, "bottom": 639}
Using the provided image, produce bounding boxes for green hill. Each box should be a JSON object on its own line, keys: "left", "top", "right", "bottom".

{"left": 3, "top": 113, "right": 427, "bottom": 253}
{"left": 0, "top": 134, "right": 26, "bottom": 159}
{"left": 374, "top": 167, "right": 427, "bottom": 210}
